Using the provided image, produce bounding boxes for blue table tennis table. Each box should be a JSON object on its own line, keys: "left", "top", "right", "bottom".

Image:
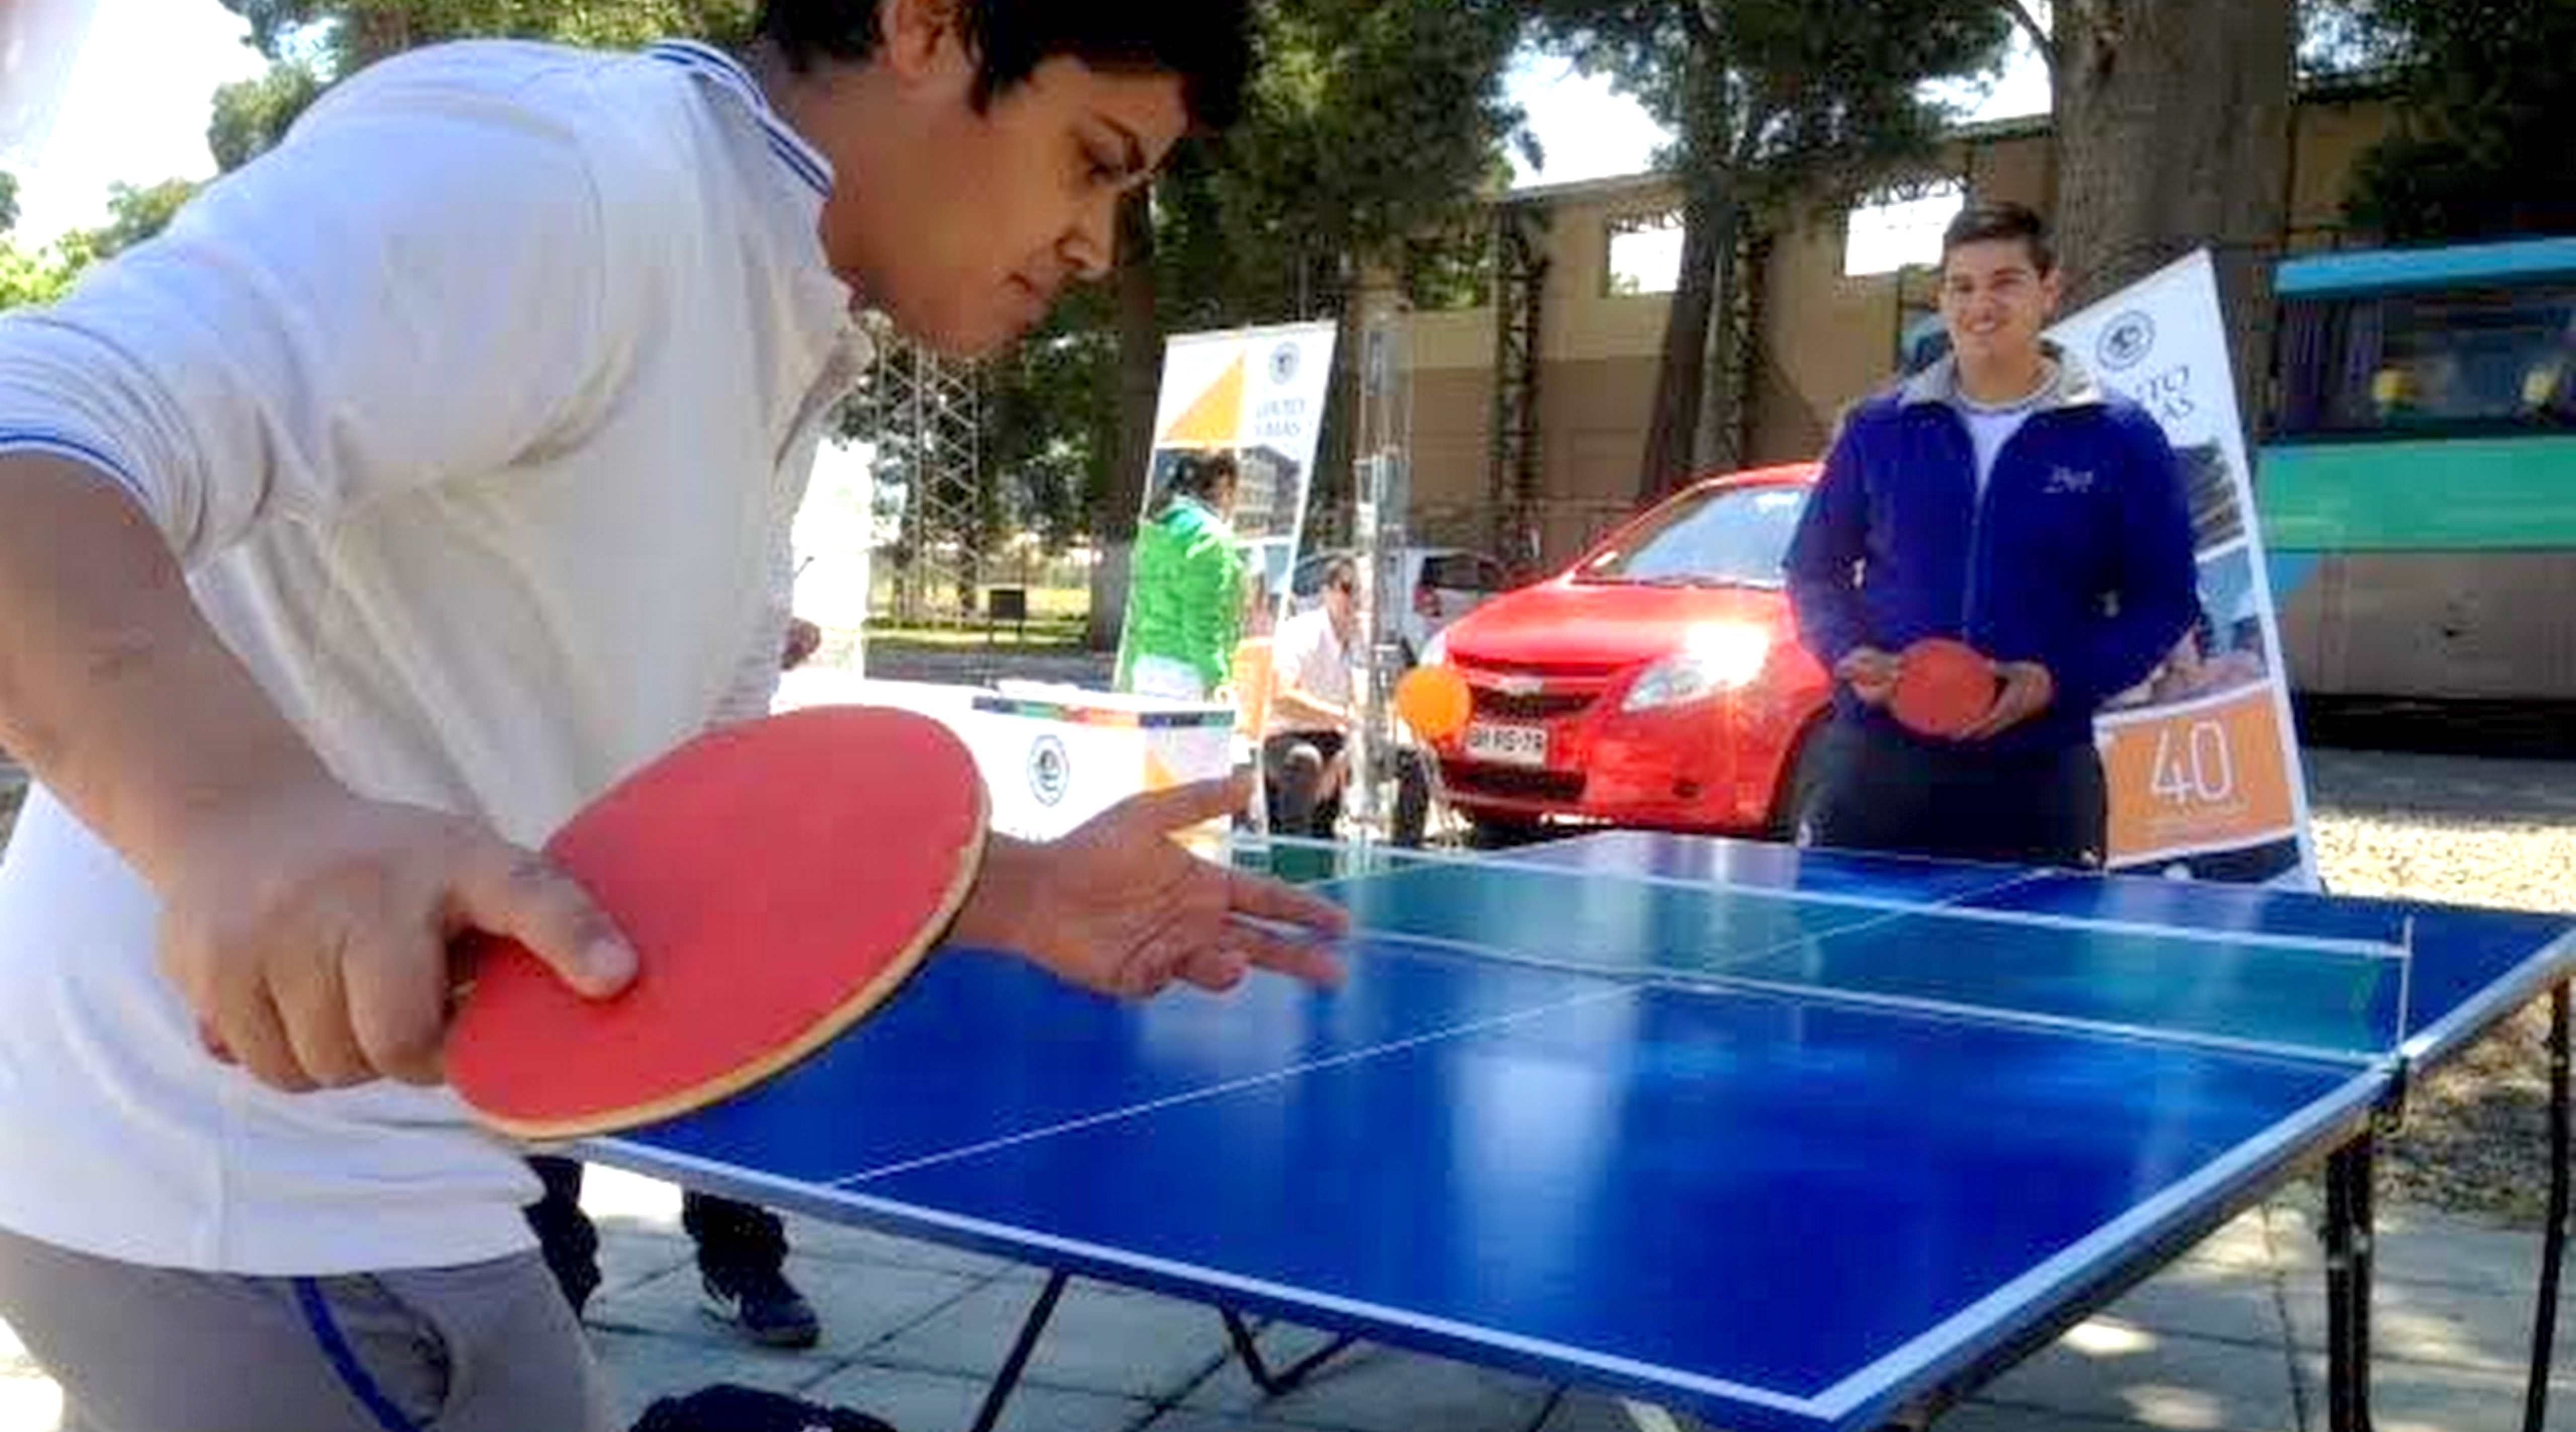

{"left": 590, "top": 829, "right": 2576, "bottom": 1432}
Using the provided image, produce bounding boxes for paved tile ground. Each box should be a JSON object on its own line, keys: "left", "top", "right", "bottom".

{"left": 12, "top": 1167, "right": 2557, "bottom": 1432}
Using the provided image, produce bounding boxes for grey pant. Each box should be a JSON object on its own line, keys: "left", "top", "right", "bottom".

{"left": 0, "top": 1225, "right": 613, "bottom": 1432}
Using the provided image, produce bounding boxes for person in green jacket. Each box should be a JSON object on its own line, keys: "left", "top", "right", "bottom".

{"left": 1119, "top": 451, "right": 1248, "bottom": 700}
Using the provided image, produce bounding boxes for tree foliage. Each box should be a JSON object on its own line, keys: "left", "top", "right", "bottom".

{"left": 83, "top": 180, "right": 204, "bottom": 259}
{"left": 2339, "top": 0, "right": 2576, "bottom": 242}
{"left": 1527, "top": 0, "right": 2008, "bottom": 497}
{"left": 218, "top": 0, "right": 754, "bottom": 70}
{"left": 198, "top": 0, "right": 1523, "bottom": 621}
{"left": 1547, "top": 2, "right": 2008, "bottom": 214}
{"left": 209, "top": 59, "right": 330, "bottom": 172}
{"left": 2301, "top": 0, "right": 2409, "bottom": 76}
{"left": 0, "top": 179, "right": 201, "bottom": 311}
{"left": 1174, "top": 0, "right": 1526, "bottom": 325}
{"left": 1095, "top": 0, "right": 1525, "bottom": 569}
{"left": 0, "top": 172, "right": 77, "bottom": 310}
{"left": 0, "top": 240, "right": 84, "bottom": 311}
{"left": 209, "top": 0, "right": 759, "bottom": 171}
{"left": 977, "top": 287, "right": 1121, "bottom": 556}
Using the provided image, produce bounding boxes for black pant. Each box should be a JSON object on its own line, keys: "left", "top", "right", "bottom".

{"left": 526, "top": 1155, "right": 786, "bottom": 1313}
{"left": 1262, "top": 730, "right": 1429, "bottom": 845}
{"left": 1802, "top": 716, "right": 2109, "bottom": 869}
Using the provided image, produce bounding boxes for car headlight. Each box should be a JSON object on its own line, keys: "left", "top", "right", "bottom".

{"left": 1418, "top": 630, "right": 1448, "bottom": 668}
{"left": 1621, "top": 623, "right": 1772, "bottom": 712}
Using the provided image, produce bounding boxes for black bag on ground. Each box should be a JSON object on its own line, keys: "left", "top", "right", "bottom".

{"left": 631, "top": 1383, "right": 898, "bottom": 1432}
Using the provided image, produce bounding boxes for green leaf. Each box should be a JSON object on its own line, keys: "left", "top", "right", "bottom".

{"left": 2340, "top": 0, "right": 2576, "bottom": 240}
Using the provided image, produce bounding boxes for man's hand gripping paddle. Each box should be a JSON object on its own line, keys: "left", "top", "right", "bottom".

{"left": 445, "top": 706, "right": 987, "bottom": 1141}
{"left": 1889, "top": 638, "right": 2001, "bottom": 740}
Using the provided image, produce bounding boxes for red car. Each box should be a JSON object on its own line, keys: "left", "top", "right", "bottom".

{"left": 1419, "top": 462, "right": 1835, "bottom": 839}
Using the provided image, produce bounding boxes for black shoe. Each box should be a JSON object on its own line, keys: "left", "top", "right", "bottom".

{"left": 700, "top": 1266, "right": 821, "bottom": 1349}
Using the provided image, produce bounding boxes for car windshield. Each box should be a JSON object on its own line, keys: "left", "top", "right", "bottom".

{"left": 1575, "top": 484, "right": 1809, "bottom": 588}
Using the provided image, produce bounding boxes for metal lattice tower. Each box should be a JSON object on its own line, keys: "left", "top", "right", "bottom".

{"left": 860, "top": 338, "right": 984, "bottom": 626}
{"left": 1487, "top": 202, "right": 1549, "bottom": 575}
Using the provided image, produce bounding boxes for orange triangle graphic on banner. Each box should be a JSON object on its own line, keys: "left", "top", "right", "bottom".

{"left": 1159, "top": 354, "right": 1246, "bottom": 447}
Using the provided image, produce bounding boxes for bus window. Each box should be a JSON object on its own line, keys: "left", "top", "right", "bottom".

{"left": 2530, "top": 310, "right": 2576, "bottom": 420}
{"left": 2280, "top": 284, "right": 2576, "bottom": 437}
{"left": 2259, "top": 239, "right": 2576, "bottom": 704}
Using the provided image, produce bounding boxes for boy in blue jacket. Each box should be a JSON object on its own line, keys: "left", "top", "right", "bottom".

{"left": 1783, "top": 202, "right": 2200, "bottom": 868}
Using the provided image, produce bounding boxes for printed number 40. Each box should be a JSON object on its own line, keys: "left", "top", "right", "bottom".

{"left": 2151, "top": 721, "right": 2236, "bottom": 806}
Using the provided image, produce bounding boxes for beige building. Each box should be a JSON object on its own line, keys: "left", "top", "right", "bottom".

{"left": 1401, "top": 84, "right": 2398, "bottom": 571}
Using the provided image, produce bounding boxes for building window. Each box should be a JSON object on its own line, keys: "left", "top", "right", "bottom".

{"left": 1844, "top": 181, "right": 1965, "bottom": 278}
{"left": 1605, "top": 209, "right": 1685, "bottom": 296}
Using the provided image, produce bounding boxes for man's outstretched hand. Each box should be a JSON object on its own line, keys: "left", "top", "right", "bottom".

{"left": 949, "top": 774, "right": 1348, "bottom": 997}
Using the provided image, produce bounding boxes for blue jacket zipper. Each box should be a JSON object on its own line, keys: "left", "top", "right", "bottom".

{"left": 1958, "top": 408, "right": 2048, "bottom": 646}
{"left": 1956, "top": 413, "right": 1984, "bottom": 638}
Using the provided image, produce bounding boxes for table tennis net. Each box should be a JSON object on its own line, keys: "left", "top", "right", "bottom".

{"left": 1228, "top": 835, "right": 2411, "bottom": 1064}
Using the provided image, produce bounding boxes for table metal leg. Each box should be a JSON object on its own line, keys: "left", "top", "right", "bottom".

{"left": 968, "top": 1272, "right": 1069, "bottom": 1432}
{"left": 2525, "top": 982, "right": 2571, "bottom": 1432}
{"left": 1219, "top": 1309, "right": 1356, "bottom": 1395}
{"left": 2324, "top": 1134, "right": 2377, "bottom": 1432}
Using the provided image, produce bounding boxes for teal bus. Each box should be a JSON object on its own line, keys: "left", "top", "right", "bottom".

{"left": 2259, "top": 236, "right": 2576, "bottom": 702}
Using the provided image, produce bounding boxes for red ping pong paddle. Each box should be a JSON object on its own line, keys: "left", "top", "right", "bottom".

{"left": 1889, "top": 638, "right": 1999, "bottom": 739}
{"left": 445, "top": 705, "right": 989, "bottom": 1140}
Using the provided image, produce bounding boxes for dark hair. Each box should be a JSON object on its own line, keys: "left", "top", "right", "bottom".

{"left": 1156, "top": 450, "right": 1237, "bottom": 513}
{"left": 1941, "top": 201, "right": 2057, "bottom": 275}
{"left": 755, "top": 0, "right": 1254, "bottom": 131}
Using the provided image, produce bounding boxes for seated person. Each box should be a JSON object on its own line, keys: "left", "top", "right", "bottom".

{"left": 1263, "top": 556, "right": 1428, "bottom": 843}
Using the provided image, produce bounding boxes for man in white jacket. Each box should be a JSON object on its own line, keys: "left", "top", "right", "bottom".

{"left": 0, "top": 3, "right": 1344, "bottom": 1428}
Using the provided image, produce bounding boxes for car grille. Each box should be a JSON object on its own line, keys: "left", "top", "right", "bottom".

{"left": 1470, "top": 689, "right": 1595, "bottom": 722}
{"left": 1457, "top": 663, "right": 1617, "bottom": 723}
{"left": 1441, "top": 764, "right": 1587, "bottom": 803}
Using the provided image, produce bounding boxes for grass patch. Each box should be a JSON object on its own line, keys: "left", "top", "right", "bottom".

{"left": 845, "top": 583, "right": 1093, "bottom": 654}
{"left": 859, "top": 614, "right": 1091, "bottom": 651}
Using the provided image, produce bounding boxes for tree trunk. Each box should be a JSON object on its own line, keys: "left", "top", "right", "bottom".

{"left": 1316, "top": 292, "right": 1367, "bottom": 550}
{"left": 1088, "top": 187, "right": 1161, "bottom": 650}
{"left": 2048, "top": 0, "right": 2296, "bottom": 423}
{"left": 1640, "top": 169, "right": 1724, "bottom": 502}
{"left": 1640, "top": 30, "right": 1742, "bottom": 501}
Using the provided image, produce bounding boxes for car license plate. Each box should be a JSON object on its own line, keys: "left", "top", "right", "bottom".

{"left": 1464, "top": 722, "right": 1548, "bottom": 767}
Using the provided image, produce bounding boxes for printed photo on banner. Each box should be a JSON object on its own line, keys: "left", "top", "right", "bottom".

{"left": 1140, "top": 443, "right": 1305, "bottom": 638}
{"left": 2176, "top": 441, "right": 2247, "bottom": 550}
{"left": 1114, "top": 322, "right": 1337, "bottom": 713}
{"left": 2050, "top": 251, "right": 2321, "bottom": 889}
